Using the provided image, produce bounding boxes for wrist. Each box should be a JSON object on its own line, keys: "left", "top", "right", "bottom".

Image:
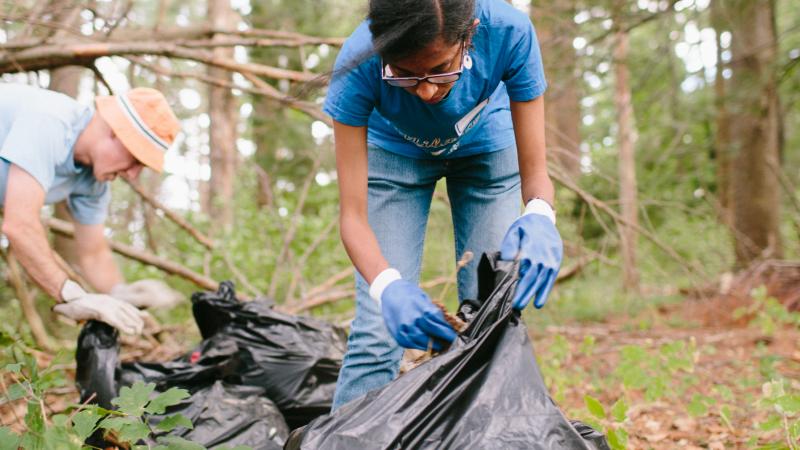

{"left": 369, "top": 268, "right": 402, "bottom": 305}
{"left": 60, "top": 279, "right": 86, "bottom": 303}
{"left": 523, "top": 197, "right": 556, "bottom": 225}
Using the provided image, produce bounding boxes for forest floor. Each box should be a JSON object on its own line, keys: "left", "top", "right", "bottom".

{"left": 536, "top": 270, "right": 800, "bottom": 449}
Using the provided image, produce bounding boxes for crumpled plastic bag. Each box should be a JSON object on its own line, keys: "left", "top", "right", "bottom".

{"left": 285, "top": 253, "right": 610, "bottom": 450}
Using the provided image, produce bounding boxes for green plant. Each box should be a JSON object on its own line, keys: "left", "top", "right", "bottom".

{"left": 749, "top": 379, "right": 800, "bottom": 449}
{"left": 0, "top": 331, "right": 249, "bottom": 450}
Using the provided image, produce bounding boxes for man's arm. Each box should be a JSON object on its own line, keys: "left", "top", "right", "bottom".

{"left": 1, "top": 164, "right": 69, "bottom": 300}
{"left": 73, "top": 222, "right": 123, "bottom": 293}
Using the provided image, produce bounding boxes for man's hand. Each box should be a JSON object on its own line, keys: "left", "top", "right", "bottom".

{"left": 110, "top": 279, "right": 182, "bottom": 309}
{"left": 371, "top": 269, "right": 457, "bottom": 351}
{"left": 500, "top": 199, "right": 563, "bottom": 310}
{"left": 53, "top": 280, "right": 146, "bottom": 335}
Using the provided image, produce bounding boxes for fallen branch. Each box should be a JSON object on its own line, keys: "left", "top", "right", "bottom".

{"left": 0, "top": 41, "right": 318, "bottom": 82}
{"left": 1, "top": 249, "right": 53, "bottom": 351}
{"left": 44, "top": 216, "right": 219, "bottom": 291}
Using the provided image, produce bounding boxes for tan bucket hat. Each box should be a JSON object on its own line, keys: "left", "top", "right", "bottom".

{"left": 95, "top": 88, "right": 180, "bottom": 173}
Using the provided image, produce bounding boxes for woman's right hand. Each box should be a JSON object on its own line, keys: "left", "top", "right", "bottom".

{"left": 378, "top": 279, "right": 457, "bottom": 351}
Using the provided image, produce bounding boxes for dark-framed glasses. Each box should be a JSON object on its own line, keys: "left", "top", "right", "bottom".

{"left": 381, "top": 42, "right": 466, "bottom": 88}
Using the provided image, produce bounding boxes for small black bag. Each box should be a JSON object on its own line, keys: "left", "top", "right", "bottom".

{"left": 285, "top": 253, "right": 610, "bottom": 450}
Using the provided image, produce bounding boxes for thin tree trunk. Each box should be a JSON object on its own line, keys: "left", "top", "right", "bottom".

{"left": 727, "top": 0, "right": 782, "bottom": 266}
{"left": 206, "top": 0, "right": 238, "bottom": 229}
{"left": 613, "top": 19, "right": 640, "bottom": 293}
{"left": 712, "top": 1, "right": 732, "bottom": 226}
{"left": 532, "top": 0, "right": 581, "bottom": 180}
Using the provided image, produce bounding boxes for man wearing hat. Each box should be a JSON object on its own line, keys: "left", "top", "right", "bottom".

{"left": 0, "top": 83, "right": 183, "bottom": 335}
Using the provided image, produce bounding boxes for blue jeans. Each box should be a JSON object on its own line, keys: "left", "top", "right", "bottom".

{"left": 331, "top": 145, "right": 521, "bottom": 410}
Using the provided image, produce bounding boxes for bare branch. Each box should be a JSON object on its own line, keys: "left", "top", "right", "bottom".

{"left": 44, "top": 216, "right": 220, "bottom": 292}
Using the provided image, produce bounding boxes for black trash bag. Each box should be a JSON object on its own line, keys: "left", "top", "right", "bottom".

{"left": 285, "top": 253, "right": 610, "bottom": 450}
{"left": 149, "top": 380, "right": 289, "bottom": 450}
{"left": 76, "top": 320, "right": 119, "bottom": 409}
{"left": 191, "top": 282, "right": 348, "bottom": 428}
{"left": 119, "top": 337, "right": 241, "bottom": 390}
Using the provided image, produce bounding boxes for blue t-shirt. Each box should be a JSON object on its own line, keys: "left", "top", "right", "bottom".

{"left": 0, "top": 84, "right": 110, "bottom": 224}
{"left": 324, "top": 0, "right": 547, "bottom": 159}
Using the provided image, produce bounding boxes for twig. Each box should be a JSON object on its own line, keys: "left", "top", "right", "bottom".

{"left": 44, "top": 216, "right": 219, "bottom": 291}
{"left": 268, "top": 155, "right": 323, "bottom": 298}
{"left": 1, "top": 248, "right": 53, "bottom": 351}
{"left": 301, "top": 267, "right": 354, "bottom": 301}
{"left": 123, "top": 179, "right": 215, "bottom": 249}
{"left": 550, "top": 164, "right": 709, "bottom": 280}
{"left": 284, "top": 215, "right": 339, "bottom": 304}
{"left": 436, "top": 251, "right": 473, "bottom": 304}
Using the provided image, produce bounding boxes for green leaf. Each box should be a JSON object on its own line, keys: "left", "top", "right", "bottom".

{"left": 606, "top": 427, "right": 627, "bottom": 450}
{"left": 610, "top": 398, "right": 628, "bottom": 422}
{"left": 775, "top": 395, "right": 800, "bottom": 414}
{"left": 155, "top": 435, "right": 206, "bottom": 450}
{"left": 584, "top": 395, "right": 606, "bottom": 420}
{"left": 155, "top": 413, "right": 193, "bottom": 432}
{"left": 6, "top": 382, "right": 26, "bottom": 401}
{"left": 0, "top": 427, "right": 20, "bottom": 450}
{"left": 758, "top": 414, "right": 782, "bottom": 432}
{"left": 719, "top": 405, "right": 733, "bottom": 430}
{"left": 145, "top": 387, "right": 190, "bottom": 414}
{"left": 687, "top": 394, "right": 708, "bottom": 417}
{"left": 112, "top": 381, "right": 156, "bottom": 417}
{"left": 25, "top": 400, "right": 45, "bottom": 435}
{"left": 0, "top": 332, "right": 16, "bottom": 347}
{"left": 3, "top": 363, "right": 23, "bottom": 374}
{"left": 72, "top": 409, "right": 102, "bottom": 441}
{"left": 116, "top": 420, "right": 152, "bottom": 444}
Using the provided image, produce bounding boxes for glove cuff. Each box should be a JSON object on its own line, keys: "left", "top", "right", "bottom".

{"left": 369, "top": 268, "right": 402, "bottom": 306}
{"left": 523, "top": 198, "right": 556, "bottom": 225}
{"left": 60, "top": 279, "right": 86, "bottom": 303}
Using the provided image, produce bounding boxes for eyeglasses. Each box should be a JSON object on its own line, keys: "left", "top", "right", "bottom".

{"left": 381, "top": 42, "right": 466, "bottom": 88}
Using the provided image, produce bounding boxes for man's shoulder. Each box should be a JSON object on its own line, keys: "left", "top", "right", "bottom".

{"left": 1, "top": 84, "right": 91, "bottom": 130}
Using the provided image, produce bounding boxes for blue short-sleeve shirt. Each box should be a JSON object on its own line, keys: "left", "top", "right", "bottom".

{"left": 0, "top": 84, "right": 110, "bottom": 225}
{"left": 323, "top": 0, "right": 547, "bottom": 159}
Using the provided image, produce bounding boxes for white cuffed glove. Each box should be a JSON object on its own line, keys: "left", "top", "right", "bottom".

{"left": 53, "top": 280, "right": 146, "bottom": 335}
{"left": 110, "top": 279, "right": 183, "bottom": 309}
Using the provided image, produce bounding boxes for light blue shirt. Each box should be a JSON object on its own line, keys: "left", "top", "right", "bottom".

{"left": 0, "top": 84, "right": 110, "bottom": 224}
{"left": 324, "top": 0, "right": 547, "bottom": 159}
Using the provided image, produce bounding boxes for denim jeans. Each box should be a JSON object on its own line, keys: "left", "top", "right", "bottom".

{"left": 331, "top": 145, "right": 521, "bottom": 410}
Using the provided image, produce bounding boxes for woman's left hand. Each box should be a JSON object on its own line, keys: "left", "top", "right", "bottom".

{"left": 499, "top": 206, "right": 563, "bottom": 310}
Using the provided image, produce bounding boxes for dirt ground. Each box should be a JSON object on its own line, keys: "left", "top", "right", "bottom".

{"left": 534, "top": 268, "right": 800, "bottom": 449}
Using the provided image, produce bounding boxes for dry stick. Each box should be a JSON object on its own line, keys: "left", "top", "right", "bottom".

{"left": 284, "top": 216, "right": 339, "bottom": 305}
{"left": 549, "top": 165, "right": 709, "bottom": 280}
{"left": 299, "top": 267, "right": 354, "bottom": 303}
{"left": 267, "top": 155, "right": 323, "bottom": 298}
{"left": 436, "top": 251, "right": 474, "bottom": 305}
{"left": 51, "top": 250, "right": 91, "bottom": 291}
{"left": 130, "top": 56, "right": 329, "bottom": 126}
{"left": 122, "top": 179, "right": 260, "bottom": 297}
{"left": 44, "top": 216, "right": 219, "bottom": 291}
{"left": 0, "top": 41, "right": 318, "bottom": 82}
{"left": 0, "top": 249, "right": 53, "bottom": 352}
{"left": 123, "top": 179, "right": 215, "bottom": 249}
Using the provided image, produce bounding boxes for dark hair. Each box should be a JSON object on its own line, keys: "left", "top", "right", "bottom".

{"left": 368, "top": 0, "right": 476, "bottom": 62}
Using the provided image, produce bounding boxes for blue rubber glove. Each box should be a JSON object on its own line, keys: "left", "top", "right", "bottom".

{"left": 500, "top": 199, "right": 563, "bottom": 310}
{"left": 373, "top": 271, "right": 457, "bottom": 351}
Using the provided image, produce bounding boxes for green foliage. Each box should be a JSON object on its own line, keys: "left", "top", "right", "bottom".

{"left": 0, "top": 332, "right": 227, "bottom": 450}
{"left": 752, "top": 379, "right": 800, "bottom": 448}
{"left": 733, "top": 286, "right": 800, "bottom": 336}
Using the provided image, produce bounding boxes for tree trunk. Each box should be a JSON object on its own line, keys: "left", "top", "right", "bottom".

{"left": 206, "top": 0, "right": 238, "bottom": 229}
{"left": 47, "top": 0, "right": 86, "bottom": 268}
{"left": 726, "top": 0, "right": 782, "bottom": 266}
{"left": 531, "top": 0, "right": 581, "bottom": 180}
{"left": 613, "top": 21, "right": 640, "bottom": 293}
{"left": 712, "top": 0, "right": 732, "bottom": 226}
